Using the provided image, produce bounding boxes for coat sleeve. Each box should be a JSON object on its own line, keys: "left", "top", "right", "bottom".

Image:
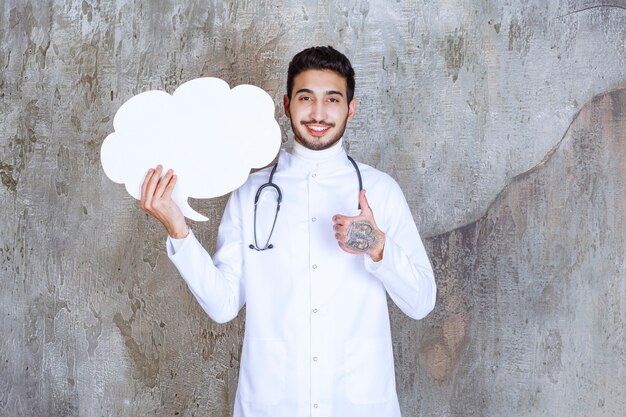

{"left": 167, "top": 189, "right": 246, "bottom": 324}
{"left": 364, "top": 177, "right": 436, "bottom": 320}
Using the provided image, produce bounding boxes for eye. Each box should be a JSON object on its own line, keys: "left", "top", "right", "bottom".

{"left": 299, "top": 95, "right": 312, "bottom": 101}
{"left": 328, "top": 97, "right": 340, "bottom": 103}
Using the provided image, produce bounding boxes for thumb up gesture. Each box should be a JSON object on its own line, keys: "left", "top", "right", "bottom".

{"left": 332, "top": 190, "right": 385, "bottom": 262}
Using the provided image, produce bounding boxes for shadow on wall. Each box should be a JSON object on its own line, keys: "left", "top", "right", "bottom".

{"left": 421, "top": 87, "right": 626, "bottom": 415}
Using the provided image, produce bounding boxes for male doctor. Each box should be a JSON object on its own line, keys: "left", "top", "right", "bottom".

{"left": 140, "top": 46, "right": 436, "bottom": 417}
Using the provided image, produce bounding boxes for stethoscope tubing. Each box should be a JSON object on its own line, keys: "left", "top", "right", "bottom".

{"left": 249, "top": 155, "right": 362, "bottom": 251}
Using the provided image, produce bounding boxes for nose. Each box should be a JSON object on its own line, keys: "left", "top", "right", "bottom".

{"left": 310, "top": 100, "right": 327, "bottom": 122}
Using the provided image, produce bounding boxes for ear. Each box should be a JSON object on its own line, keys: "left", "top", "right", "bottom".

{"left": 347, "top": 98, "right": 357, "bottom": 121}
{"left": 283, "top": 95, "right": 291, "bottom": 119}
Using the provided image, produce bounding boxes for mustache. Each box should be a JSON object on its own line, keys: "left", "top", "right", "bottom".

{"left": 300, "top": 120, "right": 335, "bottom": 127}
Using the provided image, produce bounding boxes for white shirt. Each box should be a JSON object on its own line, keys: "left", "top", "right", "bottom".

{"left": 167, "top": 142, "right": 436, "bottom": 417}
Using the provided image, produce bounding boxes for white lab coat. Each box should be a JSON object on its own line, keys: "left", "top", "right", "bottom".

{"left": 168, "top": 146, "right": 436, "bottom": 417}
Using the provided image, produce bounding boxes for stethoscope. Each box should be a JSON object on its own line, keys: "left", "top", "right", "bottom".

{"left": 249, "top": 155, "right": 363, "bottom": 251}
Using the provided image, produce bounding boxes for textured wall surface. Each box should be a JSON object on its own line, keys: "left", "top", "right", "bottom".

{"left": 1, "top": 1, "right": 625, "bottom": 416}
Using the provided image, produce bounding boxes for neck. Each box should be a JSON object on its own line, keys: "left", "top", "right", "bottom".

{"left": 292, "top": 139, "right": 344, "bottom": 163}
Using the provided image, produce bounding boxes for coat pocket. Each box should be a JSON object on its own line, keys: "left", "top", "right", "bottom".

{"left": 239, "top": 338, "right": 286, "bottom": 406}
{"left": 345, "top": 339, "right": 395, "bottom": 404}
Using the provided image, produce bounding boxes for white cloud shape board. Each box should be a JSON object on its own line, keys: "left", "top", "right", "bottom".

{"left": 101, "top": 77, "right": 281, "bottom": 221}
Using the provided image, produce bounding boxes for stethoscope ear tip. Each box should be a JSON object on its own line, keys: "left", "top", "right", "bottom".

{"left": 248, "top": 243, "right": 274, "bottom": 251}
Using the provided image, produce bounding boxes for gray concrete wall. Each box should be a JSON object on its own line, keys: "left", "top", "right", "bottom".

{"left": 1, "top": 0, "right": 624, "bottom": 416}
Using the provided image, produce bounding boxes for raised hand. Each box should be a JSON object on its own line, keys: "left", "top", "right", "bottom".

{"left": 332, "top": 190, "right": 385, "bottom": 262}
{"left": 140, "top": 165, "right": 189, "bottom": 239}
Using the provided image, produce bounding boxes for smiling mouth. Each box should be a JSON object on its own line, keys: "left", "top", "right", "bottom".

{"left": 302, "top": 121, "right": 334, "bottom": 137}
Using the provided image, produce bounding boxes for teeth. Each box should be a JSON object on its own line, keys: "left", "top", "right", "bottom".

{"left": 309, "top": 125, "right": 328, "bottom": 131}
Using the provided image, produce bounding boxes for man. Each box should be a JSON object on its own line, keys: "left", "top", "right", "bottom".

{"left": 141, "top": 46, "right": 436, "bottom": 417}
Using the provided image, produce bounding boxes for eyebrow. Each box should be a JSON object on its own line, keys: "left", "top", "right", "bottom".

{"left": 295, "top": 88, "right": 344, "bottom": 97}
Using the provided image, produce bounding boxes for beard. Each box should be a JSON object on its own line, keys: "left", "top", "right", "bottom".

{"left": 290, "top": 117, "right": 349, "bottom": 151}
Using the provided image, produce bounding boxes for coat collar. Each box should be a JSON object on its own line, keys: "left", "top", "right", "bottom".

{"left": 277, "top": 140, "right": 354, "bottom": 174}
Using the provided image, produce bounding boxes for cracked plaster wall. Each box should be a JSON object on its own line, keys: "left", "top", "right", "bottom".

{"left": 0, "top": 1, "right": 625, "bottom": 416}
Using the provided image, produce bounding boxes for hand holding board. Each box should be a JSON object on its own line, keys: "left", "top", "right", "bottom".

{"left": 100, "top": 78, "right": 281, "bottom": 221}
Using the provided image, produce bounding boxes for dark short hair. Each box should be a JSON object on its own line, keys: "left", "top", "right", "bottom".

{"left": 287, "top": 46, "right": 355, "bottom": 103}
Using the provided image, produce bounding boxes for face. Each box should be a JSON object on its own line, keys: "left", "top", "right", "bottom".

{"left": 284, "top": 69, "right": 357, "bottom": 151}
